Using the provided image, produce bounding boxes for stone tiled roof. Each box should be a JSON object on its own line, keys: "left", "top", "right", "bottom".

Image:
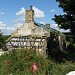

{"left": 35, "top": 22, "right": 65, "bottom": 36}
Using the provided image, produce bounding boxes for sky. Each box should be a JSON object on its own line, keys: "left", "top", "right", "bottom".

{"left": 0, "top": 0, "right": 68, "bottom": 35}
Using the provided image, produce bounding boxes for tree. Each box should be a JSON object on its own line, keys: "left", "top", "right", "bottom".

{"left": 0, "top": 30, "right": 4, "bottom": 48}
{"left": 0, "top": 30, "right": 7, "bottom": 50}
{"left": 53, "top": 0, "right": 75, "bottom": 42}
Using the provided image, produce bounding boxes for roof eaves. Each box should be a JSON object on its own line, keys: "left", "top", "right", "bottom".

{"left": 34, "top": 22, "right": 65, "bottom": 36}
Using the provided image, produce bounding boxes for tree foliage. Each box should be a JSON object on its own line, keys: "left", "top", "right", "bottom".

{"left": 53, "top": 0, "right": 75, "bottom": 37}
{"left": 0, "top": 30, "right": 8, "bottom": 50}
{"left": 52, "top": 0, "right": 75, "bottom": 61}
{"left": 0, "top": 30, "right": 5, "bottom": 48}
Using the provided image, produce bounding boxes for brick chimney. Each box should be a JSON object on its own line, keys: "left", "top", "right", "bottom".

{"left": 25, "top": 6, "right": 34, "bottom": 23}
{"left": 45, "top": 24, "right": 50, "bottom": 28}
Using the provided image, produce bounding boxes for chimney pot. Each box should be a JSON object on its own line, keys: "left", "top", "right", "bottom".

{"left": 30, "top": 6, "right": 33, "bottom": 10}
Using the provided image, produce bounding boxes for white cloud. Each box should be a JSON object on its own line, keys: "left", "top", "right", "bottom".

{"left": 6, "top": 27, "right": 16, "bottom": 31}
{"left": 33, "top": 6, "right": 45, "bottom": 19}
{"left": 51, "top": 24, "right": 58, "bottom": 29}
{"left": 51, "top": 24, "right": 59, "bottom": 31}
{"left": 51, "top": 23, "right": 70, "bottom": 32}
{"left": 50, "top": 9, "right": 55, "bottom": 13}
{"left": 52, "top": 24, "right": 58, "bottom": 27}
{"left": 59, "top": 29, "right": 70, "bottom": 32}
{"left": 1, "top": 27, "right": 16, "bottom": 35}
{"left": 0, "top": 21, "right": 6, "bottom": 27}
{"left": 0, "top": 22, "right": 15, "bottom": 35}
{"left": 16, "top": 7, "right": 25, "bottom": 17}
{"left": 14, "top": 7, "right": 25, "bottom": 24}
{"left": 1, "top": 26, "right": 17, "bottom": 35}
{"left": 40, "top": 22, "right": 45, "bottom": 25}
{"left": 0, "top": 21, "right": 6, "bottom": 32}
{"left": 0, "top": 21, "right": 16, "bottom": 34}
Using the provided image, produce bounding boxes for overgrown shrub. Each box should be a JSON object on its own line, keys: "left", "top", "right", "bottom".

{"left": 0, "top": 49, "right": 50, "bottom": 75}
{"left": 0, "top": 31, "right": 8, "bottom": 50}
{"left": 67, "top": 43, "right": 75, "bottom": 61}
{"left": 0, "top": 49, "right": 75, "bottom": 75}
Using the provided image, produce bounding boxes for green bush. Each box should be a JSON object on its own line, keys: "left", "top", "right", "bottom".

{"left": 67, "top": 43, "right": 75, "bottom": 61}
{"left": 0, "top": 31, "right": 9, "bottom": 50}
{"left": 0, "top": 49, "right": 75, "bottom": 75}
{"left": 0, "top": 49, "right": 50, "bottom": 75}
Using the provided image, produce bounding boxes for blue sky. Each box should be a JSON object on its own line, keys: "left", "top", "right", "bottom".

{"left": 0, "top": 0, "right": 66, "bottom": 35}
